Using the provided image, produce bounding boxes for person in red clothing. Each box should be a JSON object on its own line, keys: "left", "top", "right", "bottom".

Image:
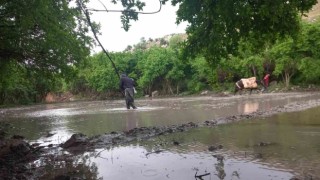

{"left": 262, "top": 73, "right": 270, "bottom": 92}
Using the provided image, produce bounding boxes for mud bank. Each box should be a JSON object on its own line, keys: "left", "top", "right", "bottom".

{"left": 2, "top": 98, "right": 320, "bottom": 179}
{"left": 61, "top": 98, "right": 320, "bottom": 151}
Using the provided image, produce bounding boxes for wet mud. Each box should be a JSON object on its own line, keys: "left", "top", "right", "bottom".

{"left": 1, "top": 93, "right": 320, "bottom": 179}
{"left": 59, "top": 96, "right": 320, "bottom": 150}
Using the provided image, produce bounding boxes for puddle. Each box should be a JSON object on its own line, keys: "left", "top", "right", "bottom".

{"left": 82, "top": 145, "right": 293, "bottom": 180}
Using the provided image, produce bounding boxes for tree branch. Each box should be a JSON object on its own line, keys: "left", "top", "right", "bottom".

{"left": 87, "top": 0, "right": 162, "bottom": 14}
{"left": 78, "top": 1, "right": 121, "bottom": 79}
{"left": 195, "top": 172, "right": 211, "bottom": 179}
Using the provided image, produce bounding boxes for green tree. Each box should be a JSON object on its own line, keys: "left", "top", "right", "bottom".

{"left": 0, "top": 0, "right": 93, "bottom": 104}
{"left": 170, "top": 0, "right": 317, "bottom": 64}
{"left": 75, "top": 52, "right": 131, "bottom": 93}
{"left": 232, "top": 39, "right": 265, "bottom": 78}
{"left": 137, "top": 47, "right": 178, "bottom": 95}
{"left": 296, "top": 21, "right": 320, "bottom": 84}
{"left": 269, "top": 38, "right": 299, "bottom": 88}
{"left": 0, "top": 61, "right": 33, "bottom": 104}
{"left": 133, "top": 37, "right": 147, "bottom": 50}
{"left": 187, "top": 56, "right": 213, "bottom": 92}
{"left": 0, "top": 60, "right": 63, "bottom": 104}
{"left": 166, "top": 35, "right": 188, "bottom": 94}
{"left": 0, "top": 0, "right": 92, "bottom": 74}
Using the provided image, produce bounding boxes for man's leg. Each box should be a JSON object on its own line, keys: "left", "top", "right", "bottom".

{"left": 126, "top": 99, "right": 130, "bottom": 109}
{"left": 128, "top": 88, "right": 137, "bottom": 109}
{"left": 125, "top": 89, "right": 130, "bottom": 109}
{"left": 130, "top": 101, "right": 137, "bottom": 109}
{"left": 260, "top": 82, "right": 266, "bottom": 92}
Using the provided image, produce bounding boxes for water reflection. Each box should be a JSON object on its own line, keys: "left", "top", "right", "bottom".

{"left": 37, "top": 152, "right": 102, "bottom": 180}
{"left": 67, "top": 144, "right": 293, "bottom": 180}
{"left": 239, "top": 102, "right": 259, "bottom": 114}
{"left": 83, "top": 106, "right": 318, "bottom": 179}
{"left": 125, "top": 112, "right": 139, "bottom": 131}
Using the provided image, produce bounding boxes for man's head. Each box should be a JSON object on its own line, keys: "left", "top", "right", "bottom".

{"left": 121, "top": 73, "right": 127, "bottom": 78}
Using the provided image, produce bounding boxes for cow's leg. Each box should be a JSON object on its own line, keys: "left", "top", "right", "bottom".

{"left": 235, "top": 80, "right": 243, "bottom": 95}
{"left": 234, "top": 86, "right": 239, "bottom": 95}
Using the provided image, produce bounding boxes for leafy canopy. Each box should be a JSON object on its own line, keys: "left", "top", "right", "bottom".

{"left": 0, "top": 0, "right": 92, "bottom": 76}
{"left": 106, "top": 0, "right": 317, "bottom": 65}
{"left": 169, "top": 0, "right": 317, "bottom": 63}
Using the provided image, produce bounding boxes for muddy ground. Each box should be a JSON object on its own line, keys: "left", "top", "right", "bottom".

{"left": 1, "top": 92, "right": 320, "bottom": 179}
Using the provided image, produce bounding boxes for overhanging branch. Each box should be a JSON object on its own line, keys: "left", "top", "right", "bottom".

{"left": 87, "top": 0, "right": 163, "bottom": 14}
{"left": 78, "top": 0, "right": 121, "bottom": 79}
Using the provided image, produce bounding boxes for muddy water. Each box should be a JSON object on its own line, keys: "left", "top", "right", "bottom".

{"left": 1, "top": 92, "right": 320, "bottom": 179}
{"left": 49, "top": 106, "right": 319, "bottom": 179}
{"left": 1, "top": 92, "right": 320, "bottom": 144}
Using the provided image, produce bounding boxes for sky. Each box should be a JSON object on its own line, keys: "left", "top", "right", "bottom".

{"left": 87, "top": 0, "right": 188, "bottom": 53}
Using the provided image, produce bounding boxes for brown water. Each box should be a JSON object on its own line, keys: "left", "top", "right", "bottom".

{"left": 1, "top": 92, "right": 320, "bottom": 179}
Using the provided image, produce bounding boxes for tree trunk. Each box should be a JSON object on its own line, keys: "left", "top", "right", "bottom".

{"left": 148, "top": 85, "right": 151, "bottom": 96}
{"left": 283, "top": 71, "right": 291, "bottom": 89}
{"left": 251, "top": 65, "right": 257, "bottom": 77}
{"left": 176, "top": 84, "right": 179, "bottom": 95}
{"left": 166, "top": 79, "right": 174, "bottom": 95}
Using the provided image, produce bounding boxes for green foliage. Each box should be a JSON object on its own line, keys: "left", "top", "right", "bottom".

{"left": 298, "top": 57, "right": 320, "bottom": 83}
{"left": 0, "top": 60, "right": 64, "bottom": 104}
{"left": 0, "top": 0, "right": 93, "bottom": 104}
{"left": 137, "top": 47, "right": 174, "bottom": 91}
{"left": 237, "top": 40, "right": 265, "bottom": 77}
{"left": 69, "top": 51, "right": 138, "bottom": 95}
{"left": 68, "top": 19, "right": 320, "bottom": 97}
{"left": 133, "top": 37, "right": 147, "bottom": 50}
{"left": 169, "top": 34, "right": 185, "bottom": 49}
{"left": 0, "top": 0, "right": 91, "bottom": 75}
{"left": 0, "top": 61, "right": 33, "bottom": 104}
{"left": 187, "top": 56, "right": 212, "bottom": 92}
{"left": 296, "top": 21, "right": 320, "bottom": 83}
{"left": 79, "top": 53, "right": 119, "bottom": 92}
{"left": 170, "top": 0, "right": 317, "bottom": 64}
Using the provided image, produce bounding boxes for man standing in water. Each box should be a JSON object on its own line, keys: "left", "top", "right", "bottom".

{"left": 119, "top": 73, "right": 137, "bottom": 109}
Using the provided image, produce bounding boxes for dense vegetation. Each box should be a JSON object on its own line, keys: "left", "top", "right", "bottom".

{"left": 0, "top": 0, "right": 93, "bottom": 104}
{"left": 1, "top": 0, "right": 320, "bottom": 105}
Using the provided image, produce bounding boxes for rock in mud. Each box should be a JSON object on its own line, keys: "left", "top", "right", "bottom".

{"left": 152, "top": 90, "right": 159, "bottom": 97}
{"left": 257, "top": 141, "right": 276, "bottom": 147}
{"left": 61, "top": 133, "right": 90, "bottom": 149}
{"left": 255, "top": 153, "right": 263, "bottom": 159}
{"left": 173, "top": 141, "right": 180, "bottom": 145}
{"left": 0, "top": 136, "right": 31, "bottom": 158}
{"left": 0, "top": 136, "right": 41, "bottom": 179}
{"left": 208, "top": 144, "right": 223, "bottom": 151}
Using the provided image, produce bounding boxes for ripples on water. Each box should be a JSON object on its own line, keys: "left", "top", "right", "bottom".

{"left": 1, "top": 93, "right": 320, "bottom": 179}
{"left": 37, "top": 107, "right": 320, "bottom": 179}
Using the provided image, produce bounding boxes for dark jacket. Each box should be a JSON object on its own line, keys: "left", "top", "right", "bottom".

{"left": 119, "top": 74, "right": 135, "bottom": 91}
